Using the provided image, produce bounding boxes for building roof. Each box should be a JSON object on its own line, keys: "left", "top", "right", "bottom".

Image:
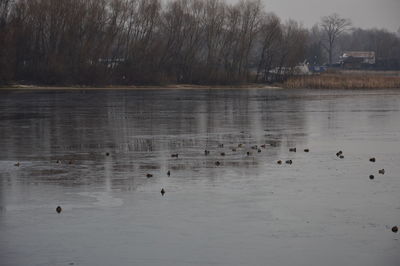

{"left": 342, "top": 51, "right": 375, "bottom": 58}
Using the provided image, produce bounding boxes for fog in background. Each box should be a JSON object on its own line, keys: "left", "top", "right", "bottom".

{"left": 251, "top": 0, "right": 400, "bottom": 32}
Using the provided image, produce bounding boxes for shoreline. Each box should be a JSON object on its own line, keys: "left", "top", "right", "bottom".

{"left": 0, "top": 83, "right": 282, "bottom": 91}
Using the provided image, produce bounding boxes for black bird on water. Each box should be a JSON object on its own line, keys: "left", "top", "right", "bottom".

{"left": 161, "top": 188, "right": 165, "bottom": 196}
{"left": 56, "top": 206, "right": 62, "bottom": 213}
{"left": 167, "top": 170, "right": 170, "bottom": 177}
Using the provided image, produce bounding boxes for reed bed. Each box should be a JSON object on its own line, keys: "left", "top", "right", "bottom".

{"left": 284, "top": 73, "right": 400, "bottom": 89}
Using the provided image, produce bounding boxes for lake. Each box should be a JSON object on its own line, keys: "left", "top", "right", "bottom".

{"left": 0, "top": 88, "right": 399, "bottom": 266}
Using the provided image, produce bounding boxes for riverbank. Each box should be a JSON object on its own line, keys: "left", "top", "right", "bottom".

{"left": 284, "top": 72, "right": 400, "bottom": 89}
{"left": 0, "top": 83, "right": 281, "bottom": 90}
{"left": 3, "top": 71, "right": 400, "bottom": 90}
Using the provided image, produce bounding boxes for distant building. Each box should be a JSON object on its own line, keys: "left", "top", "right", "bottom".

{"left": 340, "top": 51, "right": 375, "bottom": 69}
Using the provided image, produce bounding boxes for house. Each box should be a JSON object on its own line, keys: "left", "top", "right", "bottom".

{"left": 340, "top": 51, "right": 375, "bottom": 69}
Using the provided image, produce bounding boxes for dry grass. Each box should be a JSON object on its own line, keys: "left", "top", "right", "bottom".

{"left": 284, "top": 73, "right": 400, "bottom": 89}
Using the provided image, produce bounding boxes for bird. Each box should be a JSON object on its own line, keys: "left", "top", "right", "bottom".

{"left": 160, "top": 188, "right": 165, "bottom": 196}
{"left": 246, "top": 151, "right": 251, "bottom": 156}
{"left": 238, "top": 144, "right": 243, "bottom": 148}
{"left": 106, "top": 152, "right": 110, "bottom": 156}
{"left": 171, "top": 154, "right": 179, "bottom": 158}
{"left": 56, "top": 206, "right": 62, "bottom": 213}
{"left": 339, "top": 155, "right": 344, "bottom": 159}
{"left": 285, "top": 160, "right": 293, "bottom": 165}
{"left": 204, "top": 150, "right": 210, "bottom": 155}
{"left": 257, "top": 149, "right": 261, "bottom": 153}
{"left": 218, "top": 144, "right": 224, "bottom": 148}
{"left": 277, "top": 160, "right": 282, "bottom": 165}
{"left": 378, "top": 169, "right": 385, "bottom": 175}
{"left": 231, "top": 148, "right": 237, "bottom": 152}
{"left": 289, "top": 148, "right": 296, "bottom": 152}
{"left": 251, "top": 145, "right": 258, "bottom": 150}
{"left": 260, "top": 144, "right": 266, "bottom": 149}
{"left": 336, "top": 151, "right": 343, "bottom": 157}
{"left": 369, "top": 157, "right": 376, "bottom": 162}
{"left": 14, "top": 162, "right": 20, "bottom": 167}
{"left": 167, "top": 170, "right": 170, "bottom": 177}
{"left": 215, "top": 161, "right": 220, "bottom": 166}
{"left": 304, "top": 149, "right": 309, "bottom": 152}
{"left": 369, "top": 175, "right": 374, "bottom": 180}
{"left": 392, "top": 226, "right": 398, "bottom": 233}
{"left": 220, "top": 152, "right": 225, "bottom": 156}
{"left": 146, "top": 173, "right": 153, "bottom": 178}
{"left": 56, "top": 160, "right": 61, "bottom": 164}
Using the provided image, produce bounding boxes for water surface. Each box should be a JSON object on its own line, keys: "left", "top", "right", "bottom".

{"left": 0, "top": 88, "right": 399, "bottom": 266}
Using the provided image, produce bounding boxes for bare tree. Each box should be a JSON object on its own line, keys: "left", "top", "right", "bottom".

{"left": 255, "top": 13, "right": 281, "bottom": 82}
{"left": 320, "top": 13, "right": 351, "bottom": 65}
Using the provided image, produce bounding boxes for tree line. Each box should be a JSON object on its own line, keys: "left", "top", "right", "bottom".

{"left": 0, "top": 0, "right": 399, "bottom": 86}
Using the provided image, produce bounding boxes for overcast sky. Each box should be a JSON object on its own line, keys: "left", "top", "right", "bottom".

{"left": 255, "top": 0, "right": 400, "bottom": 32}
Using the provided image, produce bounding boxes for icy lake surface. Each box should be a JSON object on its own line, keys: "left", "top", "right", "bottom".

{"left": 0, "top": 88, "right": 399, "bottom": 266}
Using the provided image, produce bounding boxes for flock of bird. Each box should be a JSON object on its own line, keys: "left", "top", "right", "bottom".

{"left": 12, "top": 142, "right": 397, "bottom": 233}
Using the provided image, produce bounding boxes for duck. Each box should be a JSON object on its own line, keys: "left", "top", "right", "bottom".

{"left": 146, "top": 173, "right": 153, "bottom": 178}
{"left": 246, "top": 151, "right": 251, "bottom": 156}
{"left": 392, "top": 226, "right": 398, "bottom": 233}
{"left": 378, "top": 169, "right": 385, "bottom": 175}
{"left": 336, "top": 151, "right": 343, "bottom": 157}
{"left": 56, "top": 206, "right": 62, "bottom": 213}
{"left": 339, "top": 155, "right": 344, "bottom": 159}
{"left": 231, "top": 148, "right": 237, "bottom": 152}
{"left": 167, "top": 170, "right": 170, "bottom": 177}
{"left": 14, "top": 162, "right": 20, "bottom": 167}
{"left": 204, "top": 150, "right": 210, "bottom": 155}
{"left": 220, "top": 152, "right": 225, "bottom": 156}
{"left": 289, "top": 148, "right": 296, "bottom": 152}
{"left": 238, "top": 144, "right": 243, "bottom": 148}
{"left": 257, "top": 149, "right": 261, "bottom": 153}
{"left": 215, "top": 161, "right": 221, "bottom": 166}
{"left": 369, "top": 175, "right": 374, "bottom": 180}
{"left": 160, "top": 188, "right": 165, "bottom": 196}
{"left": 105, "top": 152, "right": 110, "bottom": 156}
{"left": 277, "top": 160, "right": 282, "bottom": 165}
{"left": 171, "top": 154, "right": 179, "bottom": 158}
{"left": 285, "top": 160, "right": 293, "bottom": 165}
{"left": 369, "top": 157, "right": 376, "bottom": 162}
{"left": 218, "top": 144, "right": 224, "bottom": 148}
{"left": 260, "top": 144, "right": 266, "bottom": 149}
{"left": 304, "top": 149, "right": 309, "bottom": 152}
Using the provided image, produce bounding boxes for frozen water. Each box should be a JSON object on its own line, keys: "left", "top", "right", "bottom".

{"left": 0, "top": 88, "right": 399, "bottom": 266}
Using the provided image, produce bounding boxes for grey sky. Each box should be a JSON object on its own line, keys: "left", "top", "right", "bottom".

{"left": 260, "top": 0, "right": 400, "bottom": 32}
